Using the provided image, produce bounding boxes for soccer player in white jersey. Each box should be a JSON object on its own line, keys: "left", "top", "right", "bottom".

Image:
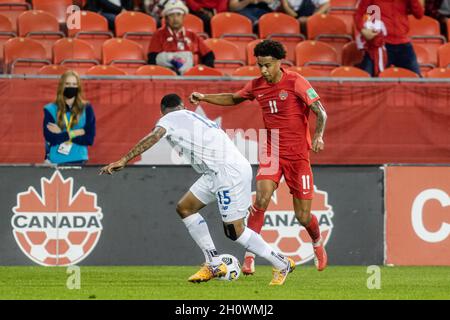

{"left": 100, "top": 94, "right": 295, "bottom": 285}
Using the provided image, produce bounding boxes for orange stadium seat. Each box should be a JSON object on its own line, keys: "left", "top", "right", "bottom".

{"left": 329, "top": 9, "right": 355, "bottom": 35}
{"left": 438, "top": 43, "right": 450, "bottom": 68}
{"left": 330, "top": 66, "right": 370, "bottom": 77}
{"left": 378, "top": 66, "right": 420, "bottom": 78}
{"left": 0, "top": 13, "right": 15, "bottom": 72}
{"left": 185, "top": 13, "right": 208, "bottom": 39}
{"left": 426, "top": 67, "right": 450, "bottom": 78}
{"left": 259, "top": 12, "right": 305, "bottom": 63}
{"left": 295, "top": 41, "right": 340, "bottom": 76}
{"left": 0, "top": 0, "right": 30, "bottom": 32}
{"left": 211, "top": 12, "right": 257, "bottom": 62}
{"left": 341, "top": 41, "right": 364, "bottom": 66}
{"left": 287, "top": 66, "right": 325, "bottom": 77}
{"left": 184, "top": 65, "right": 223, "bottom": 76}
{"left": 85, "top": 65, "right": 127, "bottom": 76}
{"left": 37, "top": 64, "right": 68, "bottom": 75}
{"left": 408, "top": 15, "right": 446, "bottom": 65}
{"left": 135, "top": 65, "right": 177, "bottom": 76}
{"left": 204, "top": 38, "right": 244, "bottom": 75}
{"left": 68, "top": 11, "right": 113, "bottom": 61}
{"left": 53, "top": 38, "right": 99, "bottom": 75}
{"left": 17, "top": 10, "right": 64, "bottom": 60}
{"left": 32, "top": 0, "right": 72, "bottom": 24}
{"left": 3, "top": 37, "right": 50, "bottom": 74}
{"left": 232, "top": 65, "right": 261, "bottom": 77}
{"left": 102, "top": 38, "right": 146, "bottom": 74}
{"left": 115, "top": 11, "right": 156, "bottom": 54}
{"left": 412, "top": 43, "right": 435, "bottom": 74}
{"left": 307, "top": 14, "right": 353, "bottom": 64}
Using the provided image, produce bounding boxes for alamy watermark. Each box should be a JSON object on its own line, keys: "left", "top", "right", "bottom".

{"left": 366, "top": 265, "right": 381, "bottom": 290}
{"left": 66, "top": 5, "right": 81, "bottom": 30}
{"left": 66, "top": 265, "right": 81, "bottom": 290}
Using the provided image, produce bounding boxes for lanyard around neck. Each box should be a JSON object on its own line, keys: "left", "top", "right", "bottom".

{"left": 63, "top": 112, "right": 74, "bottom": 142}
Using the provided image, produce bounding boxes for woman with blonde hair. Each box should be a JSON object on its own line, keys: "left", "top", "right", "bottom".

{"left": 43, "top": 70, "right": 96, "bottom": 165}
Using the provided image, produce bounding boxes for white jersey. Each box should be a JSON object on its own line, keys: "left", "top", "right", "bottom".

{"left": 156, "top": 110, "right": 248, "bottom": 174}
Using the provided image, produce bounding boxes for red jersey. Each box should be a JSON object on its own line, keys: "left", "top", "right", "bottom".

{"left": 236, "top": 69, "right": 320, "bottom": 161}
{"left": 148, "top": 27, "right": 212, "bottom": 56}
{"left": 355, "top": 0, "right": 424, "bottom": 45}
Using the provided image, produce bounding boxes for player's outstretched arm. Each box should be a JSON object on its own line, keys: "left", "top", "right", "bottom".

{"left": 310, "top": 100, "right": 327, "bottom": 153}
{"left": 99, "top": 126, "right": 166, "bottom": 175}
{"left": 189, "top": 92, "right": 246, "bottom": 106}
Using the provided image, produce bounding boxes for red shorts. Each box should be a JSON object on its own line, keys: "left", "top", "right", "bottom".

{"left": 256, "top": 157, "right": 314, "bottom": 200}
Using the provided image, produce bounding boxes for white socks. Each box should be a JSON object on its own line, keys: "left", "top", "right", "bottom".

{"left": 182, "top": 213, "right": 221, "bottom": 266}
{"left": 236, "top": 227, "right": 287, "bottom": 270}
{"left": 183, "top": 214, "right": 287, "bottom": 270}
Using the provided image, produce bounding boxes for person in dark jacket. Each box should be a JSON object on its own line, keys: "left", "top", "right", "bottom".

{"left": 43, "top": 70, "right": 96, "bottom": 165}
{"left": 86, "top": 0, "right": 135, "bottom": 30}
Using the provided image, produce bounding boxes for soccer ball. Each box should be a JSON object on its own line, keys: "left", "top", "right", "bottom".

{"left": 216, "top": 254, "right": 241, "bottom": 281}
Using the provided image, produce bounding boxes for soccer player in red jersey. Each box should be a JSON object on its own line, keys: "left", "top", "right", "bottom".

{"left": 189, "top": 40, "right": 328, "bottom": 275}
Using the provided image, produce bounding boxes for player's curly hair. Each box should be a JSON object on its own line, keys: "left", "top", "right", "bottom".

{"left": 254, "top": 40, "right": 286, "bottom": 60}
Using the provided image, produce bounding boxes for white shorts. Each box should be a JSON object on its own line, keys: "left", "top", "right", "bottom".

{"left": 190, "top": 162, "right": 252, "bottom": 223}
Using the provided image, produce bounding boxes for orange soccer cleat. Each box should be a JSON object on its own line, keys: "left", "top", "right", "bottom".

{"left": 188, "top": 263, "right": 227, "bottom": 283}
{"left": 269, "top": 257, "right": 296, "bottom": 286}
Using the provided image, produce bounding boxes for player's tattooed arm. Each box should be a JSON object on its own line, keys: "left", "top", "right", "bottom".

{"left": 99, "top": 126, "right": 166, "bottom": 175}
{"left": 310, "top": 100, "right": 327, "bottom": 153}
{"left": 122, "top": 126, "right": 166, "bottom": 162}
{"left": 189, "top": 92, "right": 247, "bottom": 106}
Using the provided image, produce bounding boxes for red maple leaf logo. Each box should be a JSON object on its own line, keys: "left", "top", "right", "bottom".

{"left": 14, "top": 171, "right": 100, "bottom": 213}
{"left": 12, "top": 171, "right": 103, "bottom": 266}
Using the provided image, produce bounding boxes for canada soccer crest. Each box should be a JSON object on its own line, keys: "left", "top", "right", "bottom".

{"left": 279, "top": 90, "right": 288, "bottom": 101}
{"left": 253, "top": 178, "right": 334, "bottom": 265}
{"left": 11, "top": 171, "right": 103, "bottom": 266}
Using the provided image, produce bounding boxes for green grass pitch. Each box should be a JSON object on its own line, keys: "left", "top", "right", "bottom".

{"left": 1, "top": 266, "right": 449, "bottom": 300}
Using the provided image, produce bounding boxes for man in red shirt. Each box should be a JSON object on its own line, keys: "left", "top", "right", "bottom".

{"left": 355, "top": 0, "right": 425, "bottom": 76}
{"left": 189, "top": 40, "right": 328, "bottom": 275}
{"left": 148, "top": 0, "right": 214, "bottom": 74}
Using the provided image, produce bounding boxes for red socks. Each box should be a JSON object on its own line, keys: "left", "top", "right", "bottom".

{"left": 247, "top": 205, "right": 321, "bottom": 246}
{"left": 305, "top": 214, "right": 321, "bottom": 244}
{"left": 247, "top": 205, "right": 266, "bottom": 234}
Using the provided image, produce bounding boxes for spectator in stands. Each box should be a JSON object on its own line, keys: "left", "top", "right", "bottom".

{"left": 140, "top": 0, "right": 169, "bottom": 27}
{"left": 355, "top": 0, "right": 424, "bottom": 77}
{"left": 425, "top": 0, "right": 450, "bottom": 37}
{"left": 85, "top": 0, "right": 135, "bottom": 30}
{"left": 148, "top": 0, "right": 215, "bottom": 74}
{"left": 43, "top": 71, "right": 96, "bottom": 165}
{"left": 185, "top": 0, "right": 228, "bottom": 34}
{"left": 229, "top": 0, "right": 276, "bottom": 25}
{"left": 280, "top": 0, "right": 329, "bottom": 23}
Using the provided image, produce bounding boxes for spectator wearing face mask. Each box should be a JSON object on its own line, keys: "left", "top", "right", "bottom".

{"left": 43, "top": 71, "right": 96, "bottom": 165}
